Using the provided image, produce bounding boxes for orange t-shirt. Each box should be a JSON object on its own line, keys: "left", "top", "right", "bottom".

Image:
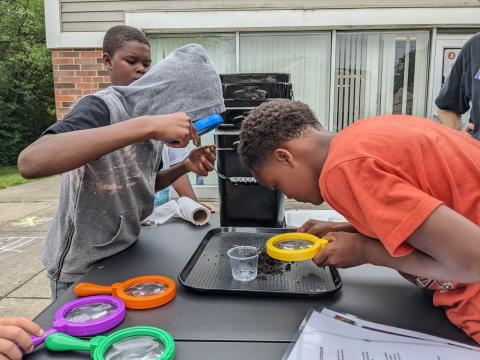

{"left": 319, "top": 115, "right": 480, "bottom": 342}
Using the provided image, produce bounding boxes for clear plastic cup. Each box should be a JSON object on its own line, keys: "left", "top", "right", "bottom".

{"left": 227, "top": 246, "right": 258, "bottom": 282}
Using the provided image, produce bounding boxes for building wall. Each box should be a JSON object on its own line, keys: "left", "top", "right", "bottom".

{"left": 61, "top": 0, "right": 480, "bottom": 32}
{"left": 50, "top": 1, "right": 480, "bottom": 120}
{"left": 51, "top": 49, "right": 108, "bottom": 119}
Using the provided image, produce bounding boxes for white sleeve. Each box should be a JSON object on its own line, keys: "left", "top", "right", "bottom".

{"left": 166, "top": 146, "right": 189, "bottom": 167}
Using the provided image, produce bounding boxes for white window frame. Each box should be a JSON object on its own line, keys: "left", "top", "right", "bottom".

{"left": 126, "top": 9, "right": 480, "bottom": 34}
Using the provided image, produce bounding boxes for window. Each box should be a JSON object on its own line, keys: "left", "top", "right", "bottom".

{"left": 149, "top": 33, "right": 236, "bottom": 186}
{"left": 149, "top": 30, "right": 431, "bottom": 192}
{"left": 240, "top": 32, "right": 331, "bottom": 123}
{"left": 333, "top": 31, "right": 430, "bottom": 131}
{"left": 149, "top": 33, "right": 236, "bottom": 73}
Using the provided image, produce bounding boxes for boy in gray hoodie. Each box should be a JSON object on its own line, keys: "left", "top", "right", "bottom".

{"left": 18, "top": 44, "right": 225, "bottom": 300}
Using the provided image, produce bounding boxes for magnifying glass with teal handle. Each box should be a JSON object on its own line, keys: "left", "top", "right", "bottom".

{"left": 45, "top": 326, "right": 175, "bottom": 360}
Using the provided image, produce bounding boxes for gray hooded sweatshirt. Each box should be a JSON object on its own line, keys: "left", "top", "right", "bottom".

{"left": 43, "top": 44, "right": 225, "bottom": 282}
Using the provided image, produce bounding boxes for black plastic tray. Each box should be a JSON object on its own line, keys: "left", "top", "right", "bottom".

{"left": 179, "top": 227, "right": 342, "bottom": 297}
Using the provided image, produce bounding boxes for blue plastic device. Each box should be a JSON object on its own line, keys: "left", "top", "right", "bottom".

{"left": 193, "top": 114, "right": 223, "bottom": 136}
{"left": 166, "top": 114, "right": 223, "bottom": 144}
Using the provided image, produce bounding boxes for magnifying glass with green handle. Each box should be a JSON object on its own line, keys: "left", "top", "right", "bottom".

{"left": 45, "top": 326, "right": 175, "bottom": 360}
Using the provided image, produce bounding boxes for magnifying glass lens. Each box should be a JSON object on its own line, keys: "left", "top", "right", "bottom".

{"left": 65, "top": 302, "right": 117, "bottom": 323}
{"left": 274, "top": 239, "right": 314, "bottom": 250}
{"left": 125, "top": 282, "right": 168, "bottom": 297}
{"left": 104, "top": 336, "right": 164, "bottom": 360}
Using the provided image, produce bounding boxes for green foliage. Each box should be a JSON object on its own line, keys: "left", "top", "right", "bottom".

{"left": 0, "top": 166, "right": 33, "bottom": 189}
{"left": 0, "top": 0, "right": 55, "bottom": 166}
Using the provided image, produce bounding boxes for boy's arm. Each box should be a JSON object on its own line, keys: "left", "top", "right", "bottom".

{"left": 154, "top": 145, "right": 215, "bottom": 192}
{"left": 166, "top": 147, "right": 197, "bottom": 199}
{"left": 362, "top": 238, "right": 461, "bottom": 282}
{"left": 437, "top": 108, "right": 462, "bottom": 130}
{"left": 172, "top": 174, "right": 197, "bottom": 199}
{"left": 18, "top": 113, "right": 195, "bottom": 179}
{"left": 155, "top": 162, "right": 190, "bottom": 193}
{"left": 316, "top": 205, "right": 480, "bottom": 283}
{"left": 402, "top": 204, "right": 480, "bottom": 283}
{"left": 171, "top": 174, "right": 216, "bottom": 213}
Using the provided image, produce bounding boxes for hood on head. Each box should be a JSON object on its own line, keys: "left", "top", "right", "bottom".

{"left": 113, "top": 43, "right": 225, "bottom": 120}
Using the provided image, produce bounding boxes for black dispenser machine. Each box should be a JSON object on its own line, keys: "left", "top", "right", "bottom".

{"left": 215, "top": 73, "right": 293, "bottom": 227}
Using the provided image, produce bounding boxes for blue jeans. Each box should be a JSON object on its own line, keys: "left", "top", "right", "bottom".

{"left": 49, "top": 279, "right": 74, "bottom": 301}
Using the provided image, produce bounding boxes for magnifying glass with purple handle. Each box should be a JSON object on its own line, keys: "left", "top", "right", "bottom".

{"left": 31, "top": 295, "right": 125, "bottom": 348}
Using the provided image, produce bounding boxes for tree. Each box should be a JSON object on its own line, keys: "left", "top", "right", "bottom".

{"left": 0, "top": 0, "right": 55, "bottom": 166}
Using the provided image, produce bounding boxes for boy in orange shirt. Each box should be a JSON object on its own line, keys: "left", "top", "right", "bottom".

{"left": 237, "top": 99, "right": 480, "bottom": 343}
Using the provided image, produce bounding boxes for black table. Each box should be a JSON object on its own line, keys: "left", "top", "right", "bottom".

{"left": 27, "top": 215, "right": 473, "bottom": 359}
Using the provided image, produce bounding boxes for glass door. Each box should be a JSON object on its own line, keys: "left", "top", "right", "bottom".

{"left": 429, "top": 34, "right": 474, "bottom": 127}
{"left": 334, "top": 31, "right": 430, "bottom": 131}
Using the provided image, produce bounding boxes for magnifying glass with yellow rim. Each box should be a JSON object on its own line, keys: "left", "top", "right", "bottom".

{"left": 266, "top": 233, "right": 329, "bottom": 261}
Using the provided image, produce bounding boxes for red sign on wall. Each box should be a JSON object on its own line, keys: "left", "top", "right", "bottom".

{"left": 447, "top": 51, "right": 456, "bottom": 60}
{"left": 443, "top": 48, "right": 461, "bottom": 81}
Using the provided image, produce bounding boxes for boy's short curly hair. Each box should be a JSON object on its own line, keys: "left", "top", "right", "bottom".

{"left": 103, "top": 25, "right": 150, "bottom": 56}
{"left": 238, "top": 100, "right": 322, "bottom": 171}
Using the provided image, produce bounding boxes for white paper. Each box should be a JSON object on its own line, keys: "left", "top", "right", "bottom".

{"left": 145, "top": 197, "right": 210, "bottom": 226}
{"left": 284, "top": 309, "right": 480, "bottom": 360}
{"left": 319, "top": 308, "right": 480, "bottom": 351}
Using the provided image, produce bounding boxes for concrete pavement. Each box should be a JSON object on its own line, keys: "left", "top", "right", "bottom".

{"left": 0, "top": 177, "right": 60, "bottom": 319}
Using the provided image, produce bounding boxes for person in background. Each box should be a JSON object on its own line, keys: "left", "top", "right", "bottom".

{"left": 436, "top": 32, "right": 480, "bottom": 140}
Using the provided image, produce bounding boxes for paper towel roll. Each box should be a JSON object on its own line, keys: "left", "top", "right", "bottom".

{"left": 177, "top": 197, "right": 210, "bottom": 226}
{"left": 145, "top": 197, "right": 211, "bottom": 226}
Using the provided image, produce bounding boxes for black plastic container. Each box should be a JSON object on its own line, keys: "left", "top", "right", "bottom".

{"left": 223, "top": 98, "right": 268, "bottom": 108}
{"left": 215, "top": 129, "right": 239, "bottom": 148}
{"left": 215, "top": 129, "right": 251, "bottom": 177}
{"left": 218, "top": 179, "right": 284, "bottom": 228}
{"left": 220, "top": 73, "right": 290, "bottom": 84}
{"left": 215, "top": 130, "right": 284, "bottom": 226}
{"left": 220, "top": 108, "right": 254, "bottom": 129}
{"left": 223, "top": 82, "right": 292, "bottom": 100}
{"left": 217, "top": 72, "right": 291, "bottom": 228}
{"left": 217, "top": 150, "right": 251, "bottom": 178}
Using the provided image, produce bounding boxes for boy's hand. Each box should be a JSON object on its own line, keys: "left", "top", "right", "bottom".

{"left": 298, "top": 219, "right": 356, "bottom": 237}
{"left": 0, "top": 317, "right": 43, "bottom": 359}
{"left": 298, "top": 219, "right": 340, "bottom": 237}
{"left": 313, "top": 231, "right": 371, "bottom": 268}
{"left": 148, "top": 112, "right": 199, "bottom": 147}
{"left": 183, "top": 145, "right": 216, "bottom": 176}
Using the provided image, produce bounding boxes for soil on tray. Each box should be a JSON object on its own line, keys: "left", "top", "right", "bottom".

{"left": 257, "top": 247, "right": 293, "bottom": 280}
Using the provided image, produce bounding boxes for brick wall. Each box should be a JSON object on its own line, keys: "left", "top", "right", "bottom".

{"left": 51, "top": 49, "right": 111, "bottom": 120}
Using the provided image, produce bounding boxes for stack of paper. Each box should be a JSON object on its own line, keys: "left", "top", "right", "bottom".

{"left": 283, "top": 308, "right": 480, "bottom": 360}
